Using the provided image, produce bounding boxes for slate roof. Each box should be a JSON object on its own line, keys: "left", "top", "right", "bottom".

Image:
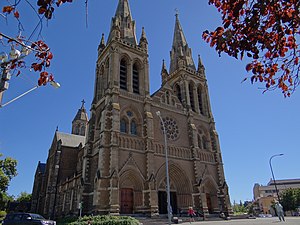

{"left": 56, "top": 132, "right": 86, "bottom": 147}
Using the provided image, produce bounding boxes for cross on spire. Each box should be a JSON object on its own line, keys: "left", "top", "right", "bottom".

{"left": 81, "top": 99, "right": 85, "bottom": 108}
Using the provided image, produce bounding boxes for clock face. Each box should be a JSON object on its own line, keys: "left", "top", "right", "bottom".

{"left": 160, "top": 116, "right": 179, "bottom": 140}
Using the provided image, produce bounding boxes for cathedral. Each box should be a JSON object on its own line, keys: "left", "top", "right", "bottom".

{"left": 31, "top": 0, "right": 232, "bottom": 219}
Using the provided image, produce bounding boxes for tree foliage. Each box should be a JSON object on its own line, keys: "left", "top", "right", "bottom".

{"left": 16, "top": 191, "right": 31, "bottom": 203}
{"left": 280, "top": 188, "right": 300, "bottom": 211}
{"left": 0, "top": 153, "right": 17, "bottom": 194}
{"left": 203, "top": 0, "right": 300, "bottom": 96}
{"left": 0, "top": 192, "right": 13, "bottom": 211}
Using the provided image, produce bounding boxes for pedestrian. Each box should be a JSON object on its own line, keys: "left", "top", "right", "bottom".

{"left": 188, "top": 206, "right": 196, "bottom": 223}
{"left": 275, "top": 202, "right": 285, "bottom": 222}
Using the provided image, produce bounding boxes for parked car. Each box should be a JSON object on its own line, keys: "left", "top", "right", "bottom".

{"left": 3, "top": 212, "right": 56, "bottom": 225}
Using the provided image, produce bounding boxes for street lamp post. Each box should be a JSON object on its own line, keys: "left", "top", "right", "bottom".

{"left": 156, "top": 111, "right": 172, "bottom": 225}
{"left": 269, "top": 154, "right": 284, "bottom": 203}
{"left": 0, "top": 80, "right": 60, "bottom": 108}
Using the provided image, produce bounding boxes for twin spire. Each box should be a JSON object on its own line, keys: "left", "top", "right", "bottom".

{"left": 105, "top": 1, "right": 203, "bottom": 75}
{"left": 169, "top": 12, "right": 196, "bottom": 74}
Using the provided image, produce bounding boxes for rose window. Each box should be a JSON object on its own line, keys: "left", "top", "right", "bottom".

{"left": 160, "top": 117, "right": 179, "bottom": 140}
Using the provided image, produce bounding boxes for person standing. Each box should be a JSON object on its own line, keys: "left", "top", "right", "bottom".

{"left": 275, "top": 202, "right": 285, "bottom": 222}
{"left": 188, "top": 206, "right": 196, "bottom": 223}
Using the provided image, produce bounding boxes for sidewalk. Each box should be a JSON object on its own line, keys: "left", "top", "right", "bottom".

{"left": 138, "top": 217, "right": 300, "bottom": 225}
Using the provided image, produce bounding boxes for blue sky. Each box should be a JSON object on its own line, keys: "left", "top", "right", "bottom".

{"left": 1, "top": 0, "right": 299, "bottom": 203}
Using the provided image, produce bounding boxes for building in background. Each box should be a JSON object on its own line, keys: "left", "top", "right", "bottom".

{"left": 253, "top": 179, "right": 300, "bottom": 214}
{"left": 32, "top": 0, "right": 231, "bottom": 219}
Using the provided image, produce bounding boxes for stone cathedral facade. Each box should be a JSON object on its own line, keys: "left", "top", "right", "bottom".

{"left": 31, "top": 0, "right": 232, "bottom": 219}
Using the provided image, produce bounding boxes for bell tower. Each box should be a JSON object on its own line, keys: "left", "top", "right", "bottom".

{"left": 82, "top": 0, "right": 151, "bottom": 215}
{"left": 72, "top": 100, "right": 88, "bottom": 136}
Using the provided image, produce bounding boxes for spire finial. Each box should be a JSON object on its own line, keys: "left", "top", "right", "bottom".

{"left": 175, "top": 8, "right": 179, "bottom": 18}
{"left": 197, "top": 54, "right": 205, "bottom": 75}
{"left": 101, "top": 33, "right": 105, "bottom": 44}
{"left": 56, "top": 126, "right": 59, "bottom": 132}
{"left": 81, "top": 99, "right": 85, "bottom": 108}
{"left": 139, "top": 27, "right": 148, "bottom": 49}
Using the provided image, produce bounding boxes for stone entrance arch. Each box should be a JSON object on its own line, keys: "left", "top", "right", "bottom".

{"left": 200, "top": 176, "right": 219, "bottom": 214}
{"left": 156, "top": 162, "right": 192, "bottom": 214}
{"left": 119, "top": 169, "right": 144, "bottom": 214}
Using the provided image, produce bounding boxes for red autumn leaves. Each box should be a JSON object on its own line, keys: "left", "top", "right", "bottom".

{"left": 204, "top": 0, "right": 299, "bottom": 96}
{"left": 30, "top": 41, "right": 54, "bottom": 86}
{"left": 2, "top": 6, "right": 20, "bottom": 19}
{"left": 37, "top": 0, "right": 73, "bottom": 19}
{"left": 1, "top": 0, "right": 72, "bottom": 86}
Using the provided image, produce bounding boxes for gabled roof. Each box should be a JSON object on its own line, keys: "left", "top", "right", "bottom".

{"left": 56, "top": 132, "right": 85, "bottom": 148}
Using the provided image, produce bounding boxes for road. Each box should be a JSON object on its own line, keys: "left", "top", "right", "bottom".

{"left": 138, "top": 217, "right": 300, "bottom": 225}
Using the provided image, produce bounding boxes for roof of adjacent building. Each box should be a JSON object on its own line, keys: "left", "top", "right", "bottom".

{"left": 56, "top": 132, "right": 86, "bottom": 147}
{"left": 268, "top": 178, "right": 300, "bottom": 186}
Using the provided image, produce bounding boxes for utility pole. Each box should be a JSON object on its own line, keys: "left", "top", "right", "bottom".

{"left": 0, "top": 65, "right": 11, "bottom": 105}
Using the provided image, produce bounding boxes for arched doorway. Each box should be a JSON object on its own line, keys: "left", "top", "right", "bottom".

{"left": 201, "top": 177, "right": 219, "bottom": 214}
{"left": 157, "top": 179, "right": 178, "bottom": 214}
{"left": 156, "top": 162, "right": 192, "bottom": 215}
{"left": 119, "top": 169, "right": 143, "bottom": 214}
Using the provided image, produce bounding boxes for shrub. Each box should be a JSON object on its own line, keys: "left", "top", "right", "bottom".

{"left": 0, "top": 210, "right": 7, "bottom": 221}
{"left": 67, "top": 215, "right": 140, "bottom": 225}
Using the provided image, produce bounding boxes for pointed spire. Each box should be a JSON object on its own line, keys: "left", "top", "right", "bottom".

{"left": 161, "top": 59, "right": 169, "bottom": 84}
{"left": 73, "top": 100, "right": 88, "bottom": 122}
{"left": 108, "top": 0, "right": 137, "bottom": 45}
{"left": 139, "top": 27, "right": 148, "bottom": 50}
{"left": 197, "top": 54, "right": 205, "bottom": 75}
{"left": 98, "top": 33, "right": 106, "bottom": 52}
{"left": 169, "top": 12, "right": 196, "bottom": 74}
{"left": 72, "top": 100, "right": 89, "bottom": 136}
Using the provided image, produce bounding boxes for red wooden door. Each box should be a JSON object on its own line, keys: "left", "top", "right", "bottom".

{"left": 120, "top": 188, "right": 133, "bottom": 214}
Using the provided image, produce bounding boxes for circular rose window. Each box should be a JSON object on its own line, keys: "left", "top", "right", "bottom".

{"left": 160, "top": 116, "right": 179, "bottom": 140}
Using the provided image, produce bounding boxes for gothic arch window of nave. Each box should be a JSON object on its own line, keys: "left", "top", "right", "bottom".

{"left": 120, "top": 110, "right": 139, "bottom": 136}
{"left": 120, "top": 118, "right": 128, "bottom": 133}
{"left": 197, "top": 129, "right": 209, "bottom": 151}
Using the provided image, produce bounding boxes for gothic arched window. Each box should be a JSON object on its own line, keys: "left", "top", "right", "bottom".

{"left": 80, "top": 126, "right": 85, "bottom": 136}
{"left": 197, "top": 86, "right": 204, "bottom": 115}
{"left": 75, "top": 125, "right": 80, "bottom": 135}
{"left": 132, "top": 63, "right": 139, "bottom": 94}
{"left": 174, "top": 83, "right": 182, "bottom": 103}
{"left": 120, "top": 59, "right": 127, "bottom": 90}
{"left": 130, "top": 120, "right": 137, "bottom": 135}
{"left": 166, "top": 91, "right": 170, "bottom": 105}
{"left": 189, "top": 83, "right": 195, "bottom": 111}
{"left": 198, "top": 134, "right": 202, "bottom": 149}
{"left": 202, "top": 136, "right": 208, "bottom": 150}
{"left": 120, "top": 118, "right": 127, "bottom": 133}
